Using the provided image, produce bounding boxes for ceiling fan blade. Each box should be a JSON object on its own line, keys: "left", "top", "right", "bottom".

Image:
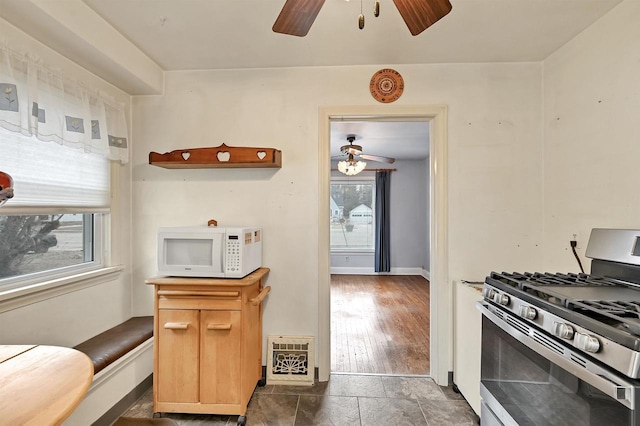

{"left": 273, "top": 0, "right": 326, "bottom": 37}
{"left": 392, "top": 0, "right": 452, "bottom": 36}
{"left": 359, "top": 154, "right": 396, "bottom": 164}
{"left": 341, "top": 145, "right": 362, "bottom": 155}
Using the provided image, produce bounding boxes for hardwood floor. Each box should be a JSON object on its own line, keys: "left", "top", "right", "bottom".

{"left": 330, "top": 274, "right": 430, "bottom": 376}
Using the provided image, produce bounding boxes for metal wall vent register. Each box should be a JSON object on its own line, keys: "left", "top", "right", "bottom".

{"left": 267, "top": 335, "right": 315, "bottom": 386}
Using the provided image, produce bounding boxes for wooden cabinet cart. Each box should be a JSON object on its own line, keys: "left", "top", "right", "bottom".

{"left": 146, "top": 268, "right": 270, "bottom": 426}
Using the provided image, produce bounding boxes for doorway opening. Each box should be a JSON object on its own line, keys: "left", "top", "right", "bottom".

{"left": 318, "top": 105, "right": 449, "bottom": 384}
{"left": 328, "top": 118, "right": 431, "bottom": 376}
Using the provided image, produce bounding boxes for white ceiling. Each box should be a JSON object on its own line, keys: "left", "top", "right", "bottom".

{"left": 331, "top": 120, "right": 430, "bottom": 162}
{"left": 82, "top": 0, "right": 622, "bottom": 70}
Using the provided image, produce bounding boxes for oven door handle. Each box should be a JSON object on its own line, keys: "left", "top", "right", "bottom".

{"left": 477, "top": 301, "right": 637, "bottom": 410}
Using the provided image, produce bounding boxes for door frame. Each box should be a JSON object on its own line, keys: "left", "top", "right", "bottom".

{"left": 317, "top": 104, "right": 450, "bottom": 384}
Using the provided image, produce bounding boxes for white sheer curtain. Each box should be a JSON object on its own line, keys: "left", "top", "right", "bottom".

{"left": 0, "top": 43, "right": 129, "bottom": 164}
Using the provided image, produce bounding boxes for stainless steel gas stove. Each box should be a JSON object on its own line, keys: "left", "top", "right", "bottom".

{"left": 478, "top": 229, "right": 640, "bottom": 426}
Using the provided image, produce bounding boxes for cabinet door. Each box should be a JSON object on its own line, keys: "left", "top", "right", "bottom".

{"left": 200, "top": 310, "right": 242, "bottom": 404}
{"left": 157, "top": 309, "right": 199, "bottom": 403}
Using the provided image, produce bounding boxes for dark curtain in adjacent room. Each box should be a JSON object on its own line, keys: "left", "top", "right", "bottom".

{"left": 375, "top": 171, "right": 391, "bottom": 272}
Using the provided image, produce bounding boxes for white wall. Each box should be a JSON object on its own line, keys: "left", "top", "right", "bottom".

{"left": 131, "top": 62, "right": 543, "bottom": 355}
{"left": 390, "top": 159, "right": 429, "bottom": 270}
{"left": 448, "top": 67, "right": 545, "bottom": 282}
{"left": 542, "top": 0, "right": 640, "bottom": 273}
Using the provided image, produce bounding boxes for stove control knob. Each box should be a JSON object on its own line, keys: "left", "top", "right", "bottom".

{"left": 519, "top": 305, "right": 538, "bottom": 320}
{"left": 553, "top": 322, "right": 575, "bottom": 340}
{"left": 575, "top": 332, "right": 601, "bottom": 353}
{"left": 482, "top": 287, "right": 495, "bottom": 300}
{"left": 493, "top": 293, "right": 510, "bottom": 306}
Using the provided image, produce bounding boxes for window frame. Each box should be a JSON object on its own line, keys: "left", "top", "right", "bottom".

{"left": 330, "top": 175, "right": 376, "bottom": 253}
{"left": 0, "top": 210, "right": 107, "bottom": 294}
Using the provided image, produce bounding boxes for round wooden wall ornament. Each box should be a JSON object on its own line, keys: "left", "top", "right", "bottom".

{"left": 370, "top": 68, "right": 404, "bottom": 103}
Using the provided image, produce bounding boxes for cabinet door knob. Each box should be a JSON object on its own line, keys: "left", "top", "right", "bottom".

{"left": 164, "top": 322, "right": 189, "bottom": 330}
{"left": 207, "top": 323, "right": 232, "bottom": 331}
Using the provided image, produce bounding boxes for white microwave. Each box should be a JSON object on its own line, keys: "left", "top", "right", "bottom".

{"left": 157, "top": 226, "right": 262, "bottom": 278}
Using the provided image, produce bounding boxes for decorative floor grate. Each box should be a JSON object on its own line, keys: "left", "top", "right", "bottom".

{"left": 267, "top": 335, "right": 315, "bottom": 386}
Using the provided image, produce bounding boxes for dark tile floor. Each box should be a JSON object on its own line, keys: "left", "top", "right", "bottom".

{"left": 118, "top": 374, "right": 479, "bottom": 426}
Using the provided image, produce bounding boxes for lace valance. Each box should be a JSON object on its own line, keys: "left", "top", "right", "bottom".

{"left": 0, "top": 44, "right": 129, "bottom": 164}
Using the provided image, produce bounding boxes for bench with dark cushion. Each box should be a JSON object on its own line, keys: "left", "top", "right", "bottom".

{"left": 74, "top": 316, "right": 154, "bottom": 374}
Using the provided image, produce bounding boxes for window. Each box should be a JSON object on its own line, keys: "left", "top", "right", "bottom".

{"left": 330, "top": 179, "right": 375, "bottom": 251}
{"left": 0, "top": 213, "right": 101, "bottom": 280}
{"left": 0, "top": 45, "right": 128, "bottom": 294}
{"left": 0, "top": 127, "right": 107, "bottom": 289}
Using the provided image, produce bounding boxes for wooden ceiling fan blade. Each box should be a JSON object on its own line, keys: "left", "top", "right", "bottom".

{"left": 273, "top": 0, "right": 326, "bottom": 37}
{"left": 359, "top": 154, "right": 396, "bottom": 164}
{"left": 341, "top": 145, "right": 363, "bottom": 155}
{"left": 392, "top": 0, "right": 452, "bottom": 36}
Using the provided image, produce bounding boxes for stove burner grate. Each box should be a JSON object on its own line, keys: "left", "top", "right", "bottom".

{"left": 489, "top": 271, "right": 620, "bottom": 308}
{"left": 488, "top": 271, "right": 640, "bottom": 338}
{"left": 575, "top": 300, "right": 640, "bottom": 318}
{"left": 569, "top": 300, "right": 640, "bottom": 336}
{"left": 490, "top": 271, "right": 618, "bottom": 289}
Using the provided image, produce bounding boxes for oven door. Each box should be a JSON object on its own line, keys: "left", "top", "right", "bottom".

{"left": 478, "top": 301, "right": 640, "bottom": 426}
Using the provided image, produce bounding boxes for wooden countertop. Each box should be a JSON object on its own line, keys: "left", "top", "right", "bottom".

{"left": 146, "top": 267, "right": 270, "bottom": 286}
{"left": 0, "top": 345, "right": 94, "bottom": 425}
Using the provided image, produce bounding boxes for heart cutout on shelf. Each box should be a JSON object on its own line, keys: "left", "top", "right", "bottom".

{"left": 181, "top": 152, "right": 191, "bottom": 161}
{"left": 217, "top": 151, "right": 231, "bottom": 162}
{"left": 257, "top": 151, "right": 267, "bottom": 160}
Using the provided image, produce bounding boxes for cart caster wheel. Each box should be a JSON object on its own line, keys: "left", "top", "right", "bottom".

{"left": 237, "top": 415, "right": 247, "bottom": 426}
{"left": 452, "top": 383, "right": 460, "bottom": 394}
{"left": 152, "top": 412, "right": 163, "bottom": 418}
{"left": 257, "top": 377, "right": 267, "bottom": 387}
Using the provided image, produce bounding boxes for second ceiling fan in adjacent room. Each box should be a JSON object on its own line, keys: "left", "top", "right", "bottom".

{"left": 334, "top": 135, "right": 395, "bottom": 176}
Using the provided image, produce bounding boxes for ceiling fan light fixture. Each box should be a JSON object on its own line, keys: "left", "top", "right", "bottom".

{"left": 338, "top": 158, "right": 366, "bottom": 176}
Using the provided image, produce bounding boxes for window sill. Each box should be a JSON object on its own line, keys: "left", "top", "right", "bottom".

{"left": 330, "top": 250, "right": 375, "bottom": 255}
{"left": 0, "top": 266, "right": 124, "bottom": 313}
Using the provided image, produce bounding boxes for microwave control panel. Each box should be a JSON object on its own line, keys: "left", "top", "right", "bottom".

{"left": 225, "top": 234, "right": 242, "bottom": 272}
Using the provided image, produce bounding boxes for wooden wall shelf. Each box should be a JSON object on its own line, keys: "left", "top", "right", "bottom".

{"left": 149, "top": 144, "right": 282, "bottom": 169}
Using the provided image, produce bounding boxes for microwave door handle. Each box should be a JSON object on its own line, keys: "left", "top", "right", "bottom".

{"left": 218, "top": 236, "right": 225, "bottom": 273}
{"left": 476, "top": 301, "right": 637, "bottom": 410}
